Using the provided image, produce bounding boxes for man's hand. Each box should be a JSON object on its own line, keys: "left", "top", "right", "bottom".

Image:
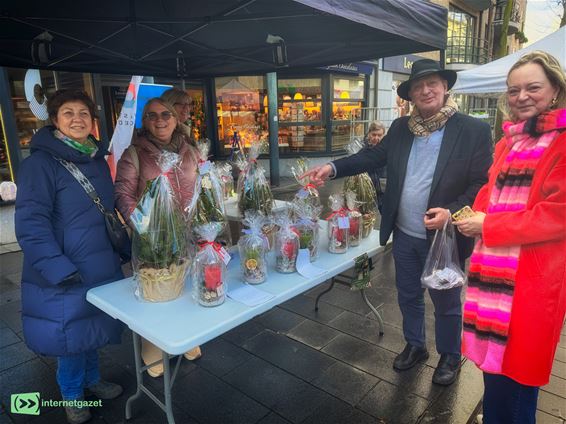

{"left": 424, "top": 208, "right": 451, "bottom": 230}
{"left": 298, "top": 164, "right": 334, "bottom": 186}
{"left": 453, "top": 212, "right": 485, "bottom": 238}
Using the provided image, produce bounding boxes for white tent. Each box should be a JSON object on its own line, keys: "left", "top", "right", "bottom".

{"left": 451, "top": 27, "right": 566, "bottom": 96}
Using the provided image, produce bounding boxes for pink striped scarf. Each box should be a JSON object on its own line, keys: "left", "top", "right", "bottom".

{"left": 462, "top": 110, "right": 565, "bottom": 373}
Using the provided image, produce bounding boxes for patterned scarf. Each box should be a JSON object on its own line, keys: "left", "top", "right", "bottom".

{"left": 408, "top": 96, "right": 459, "bottom": 136}
{"left": 463, "top": 109, "right": 566, "bottom": 373}
{"left": 53, "top": 129, "right": 98, "bottom": 156}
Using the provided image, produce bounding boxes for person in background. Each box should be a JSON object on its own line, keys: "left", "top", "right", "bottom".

{"left": 15, "top": 90, "right": 124, "bottom": 424}
{"left": 114, "top": 97, "right": 202, "bottom": 377}
{"left": 363, "top": 120, "right": 386, "bottom": 213}
{"left": 454, "top": 51, "right": 566, "bottom": 424}
{"left": 161, "top": 87, "right": 192, "bottom": 130}
{"left": 300, "top": 59, "right": 493, "bottom": 386}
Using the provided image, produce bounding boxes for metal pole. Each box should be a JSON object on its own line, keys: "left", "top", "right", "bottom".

{"left": 92, "top": 74, "right": 110, "bottom": 142}
{"left": 266, "top": 72, "right": 279, "bottom": 187}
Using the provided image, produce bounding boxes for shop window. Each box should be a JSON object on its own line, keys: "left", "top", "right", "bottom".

{"left": 215, "top": 76, "right": 268, "bottom": 156}
{"left": 278, "top": 78, "right": 324, "bottom": 153}
{"left": 331, "top": 76, "right": 365, "bottom": 151}
{"left": 0, "top": 108, "right": 14, "bottom": 182}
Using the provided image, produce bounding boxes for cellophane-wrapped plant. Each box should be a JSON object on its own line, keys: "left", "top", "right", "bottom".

{"left": 343, "top": 137, "right": 377, "bottom": 238}
{"left": 192, "top": 223, "right": 227, "bottom": 307}
{"left": 327, "top": 194, "right": 350, "bottom": 254}
{"left": 217, "top": 162, "right": 235, "bottom": 199}
{"left": 291, "top": 202, "right": 321, "bottom": 262}
{"left": 345, "top": 191, "right": 362, "bottom": 247}
{"left": 186, "top": 139, "right": 230, "bottom": 244}
{"left": 238, "top": 211, "right": 269, "bottom": 284}
{"left": 238, "top": 142, "right": 274, "bottom": 218}
{"left": 291, "top": 157, "right": 321, "bottom": 212}
{"left": 275, "top": 214, "right": 299, "bottom": 273}
{"left": 130, "top": 151, "right": 189, "bottom": 302}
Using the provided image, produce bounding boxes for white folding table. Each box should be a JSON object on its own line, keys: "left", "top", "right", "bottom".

{"left": 87, "top": 226, "right": 386, "bottom": 423}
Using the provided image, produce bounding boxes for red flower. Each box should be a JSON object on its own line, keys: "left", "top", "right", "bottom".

{"left": 282, "top": 240, "right": 297, "bottom": 258}
{"left": 204, "top": 264, "right": 222, "bottom": 289}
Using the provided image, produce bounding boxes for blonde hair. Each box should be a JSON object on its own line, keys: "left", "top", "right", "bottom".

{"left": 140, "top": 98, "right": 194, "bottom": 145}
{"left": 500, "top": 50, "right": 566, "bottom": 121}
{"left": 161, "top": 88, "right": 192, "bottom": 106}
{"left": 367, "top": 121, "right": 385, "bottom": 134}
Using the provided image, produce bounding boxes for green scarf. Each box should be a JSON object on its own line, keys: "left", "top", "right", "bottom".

{"left": 53, "top": 129, "right": 98, "bottom": 156}
{"left": 408, "top": 96, "right": 459, "bottom": 136}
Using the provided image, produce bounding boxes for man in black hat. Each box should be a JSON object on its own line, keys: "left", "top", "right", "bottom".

{"left": 301, "top": 59, "right": 493, "bottom": 385}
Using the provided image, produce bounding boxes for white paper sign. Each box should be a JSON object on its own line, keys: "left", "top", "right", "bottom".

{"left": 296, "top": 249, "right": 325, "bottom": 279}
{"left": 227, "top": 284, "right": 274, "bottom": 307}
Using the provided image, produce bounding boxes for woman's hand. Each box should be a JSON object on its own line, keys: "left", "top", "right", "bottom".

{"left": 299, "top": 164, "right": 334, "bottom": 186}
{"left": 424, "top": 208, "right": 451, "bottom": 230}
{"left": 454, "top": 212, "right": 486, "bottom": 238}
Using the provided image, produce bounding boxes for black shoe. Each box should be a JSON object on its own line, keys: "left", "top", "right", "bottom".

{"left": 432, "top": 353, "right": 461, "bottom": 385}
{"left": 393, "top": 343, "right": 429, "bottom": 370}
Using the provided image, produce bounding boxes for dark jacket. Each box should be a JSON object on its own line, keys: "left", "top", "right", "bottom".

{"left": 362, "top": 138, "right": 385, "bottom": 212}
{"left": 15, "top": 126, "right": 124, "bottom": 356}
{"left": 333, "top": 113, "right": 493, "bottom": 260}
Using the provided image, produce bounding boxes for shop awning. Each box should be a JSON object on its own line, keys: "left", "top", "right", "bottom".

{"left": 0, "top": 0, "right": 447, "bottom": 78}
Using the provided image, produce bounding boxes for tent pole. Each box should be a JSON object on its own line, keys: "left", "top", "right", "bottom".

{"left": 266, "top": 71, "right": 279, "bottom": 187}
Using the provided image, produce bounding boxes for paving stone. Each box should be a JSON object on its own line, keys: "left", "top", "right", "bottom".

{"left": 0, "top": 302, "right": 22, "bottom": 333}
{"left": 0, "top": 327, "right": 19, "bottom": 349}
{"left": 536, "top": 409, "right": 565, "bottom": 424}
{"left": 0, "top": 342, "right": 36, "bottom": 372}
{"left": 257, "top": 412, "right": 292, "bottom": 424}
{"left": 279, "top": 295, "right": 344, "bottom": 325}
{"left": 28, "top": 408, "right": 107, "bottom": 424}
{"left": 0, "top": 252, "right": 23, "bottom": 276}
{"left": 417, "top": 359, "right": 484, "bottom": 424}
{"left": 304, "top": 282, "right": 373, "bottom": 317}
{"left": 555, "top": 347, "right": 566, "bottom": 364}
{"left": 551, "top": 360, "right": 566, "bottom": 379}
{"left": 223, "top": 356, "right": 333, "bottom": 424}
{"left": 242, "top": 330, "right": 336, "bottom": 382}
{"left": 255, "top": 307, "right": 305, "bottom": 334}
{"left": 311, "top": 361, "right": 378, "bottom": 405}
{"left": 538, "top": 390, "right": 566, "bottom": 420}
{"left": 357, "top": 380, "right": 429, "bottom": 423}
{"left": 0, "top": 414, "right": 12, "bottom": 424}
{"left": 542, "top": 375, "right": 566, "bottom": 399}
{"left": 321, "top": 333, "right": 425, "bottom": 384}
{"left": 287, "top": 319, "right": 341, "bottom": 350}
{"left": 222, "top": 320, "right": 265, "bottom": 346}
{"left": 300, "top": 397, "right": 378, "bottom": 424}
{"left": 195, "top": 338, "right": 252, "bottom": 377}
{"left": 171, "top": 367, "right": 268, "bottom": 424}
{"left": 0, "top": 358, "right": 60, "bottom": 423}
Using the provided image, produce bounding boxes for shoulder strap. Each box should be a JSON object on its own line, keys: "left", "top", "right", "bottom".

{"left": 54, "top": 156, "right": 107, "bottom": 215}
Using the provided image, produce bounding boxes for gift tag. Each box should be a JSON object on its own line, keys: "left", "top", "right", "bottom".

{"left": 199, "top": 160, "right": 211, "bottom": 175}
{"left": 216, "top": 284, "right": 224, "bottom": 297}
{"left": 337, "top": 216, "right": 350, "bottom": 229}
{"left": 296, "top": 188, "right": 309, "bottom": 199}
{"left": 201, "top": 175, "right": 212, "bottom": 190}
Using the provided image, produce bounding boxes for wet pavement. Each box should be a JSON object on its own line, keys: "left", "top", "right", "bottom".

{"left": 0, "top": 178, "right": 564, "bottom": 424}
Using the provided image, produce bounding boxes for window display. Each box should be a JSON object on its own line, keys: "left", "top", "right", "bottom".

{"left": 0, "top": 109, "right": 14, "bottom": 182}
{"left": 331, "top": 76, "right": 365, "bottom": 151}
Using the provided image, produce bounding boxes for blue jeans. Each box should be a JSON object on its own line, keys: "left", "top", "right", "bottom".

{"left": 392, "top": 228, "right": 462, "bottom": 355}
{"left": 483, "top": 373, "right": 539, "bottom": 424}
{"left": 56, "top": 350, "right": 101, "bottom": 400}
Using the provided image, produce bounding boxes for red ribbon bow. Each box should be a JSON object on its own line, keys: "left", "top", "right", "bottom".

{"left": 198, "top": 240, "right": 223, "bottom": 255}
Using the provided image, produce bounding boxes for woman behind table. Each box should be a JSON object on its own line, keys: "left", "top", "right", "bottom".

{"left": 454, "top": 51, "right": 566, "bottom": 423}
{"left": 161, "top": 87, "right": 192, "bottom": 129}
{"left": 15, "top": 90, "right": 124, "bottom": 424}
{"left": 363, "top": 121, "right": 386, "bottom": 214}
{"left": 114, "top": 98, "right": 202, "bottom": 377}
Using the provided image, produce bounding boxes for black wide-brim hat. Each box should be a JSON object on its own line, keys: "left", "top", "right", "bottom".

{"left": 397, "top": 59, "right": 457, "bottom": 101}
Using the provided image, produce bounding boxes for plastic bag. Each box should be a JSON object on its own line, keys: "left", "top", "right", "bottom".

{"left": 327, "top": 194, "right": 349, "bottom": 254}
{"left": 291, "top": 201, "right": 321, "bottom": 262}
{"left": 345, "top": 191, "right": 362, "bottom": 247}
{"left": 275, "top": 213, "right": 299, "bottom": 273}
{"left": 343, "top": 137, "right": 377, "bottom": 239}
{"left": 216, "top": 162, "right": 235, "bottom": 199}
{"left": 421, "top": 218, "right": 466, "bottom": 290}
{"left": 291, "top": 157, "right": 320, "bottom": 211}
{"left": 238, "top": 211, "right": 270, "bottom": 284}
{"left": 130, "top": 151, "right": 189, "bottom": 302}
{"left": 238, "top": 142, "right": 274, "bottom": 218}
{"left": 192, "top": 223, "right": 229, "bottom": 307}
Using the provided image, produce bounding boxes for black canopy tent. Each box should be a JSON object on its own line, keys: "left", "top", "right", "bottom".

{"left": 0, "top": 0, "right": 447, "bottom": 77}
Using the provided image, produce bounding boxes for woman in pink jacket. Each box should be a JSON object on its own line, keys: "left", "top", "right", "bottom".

{"left": 115, "top": 97, "right": 201, "bottom": 377}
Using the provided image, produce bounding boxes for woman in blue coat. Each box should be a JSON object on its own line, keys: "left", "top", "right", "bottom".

{"left": 15, "top": 90, "right": 125, "bottom": 424}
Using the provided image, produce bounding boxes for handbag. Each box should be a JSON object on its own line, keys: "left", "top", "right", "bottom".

{"left": 54, "top": 157, "right": 131, "bottom": 263}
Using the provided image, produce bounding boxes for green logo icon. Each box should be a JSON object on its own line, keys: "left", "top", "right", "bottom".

{"left": 10, "top": 392, "right": 40, "bottom": 415}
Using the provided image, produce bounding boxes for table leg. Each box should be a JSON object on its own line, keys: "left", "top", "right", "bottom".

{"left": 361, "top": 290, "right": 385, "bottom": 336}
{"left": 162, "top": 350, "right": 176, "bottom": 424}
{"left": 314, "top": 279, "right": 336, "bottom": 311}
{"left": 125, "top": 332, "right": 144, "bottom": 420}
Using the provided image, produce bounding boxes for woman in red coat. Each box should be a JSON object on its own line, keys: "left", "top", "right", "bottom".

{"left": 115, "top": 98, "right": 201, "bottom": 377}
{"left": 455, "top": 51, "right": 566, "bottom": 423}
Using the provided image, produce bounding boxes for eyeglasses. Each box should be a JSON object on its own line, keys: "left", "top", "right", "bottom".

{"left": 145, "top": 111, "right": 173, "bottom": 121}
{"left": 174, "top": 102, "right": 191, "bottom": 109}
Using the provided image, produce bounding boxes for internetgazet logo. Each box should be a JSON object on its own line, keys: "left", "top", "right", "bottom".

{"left": 10, "top": 392, "right": 40, "bottom": 415}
